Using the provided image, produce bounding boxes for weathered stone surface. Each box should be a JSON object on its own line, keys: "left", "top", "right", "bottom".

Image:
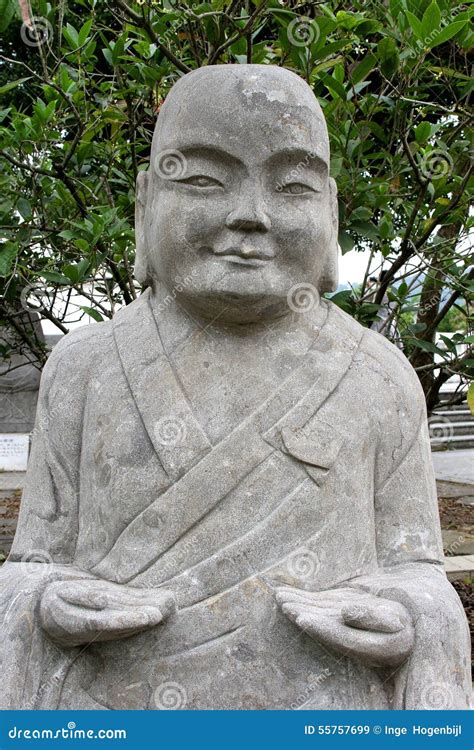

{"left": 0, "top": 65, "right": 471, "bottom": 711}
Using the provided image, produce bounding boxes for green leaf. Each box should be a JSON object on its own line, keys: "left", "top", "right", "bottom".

{"left": 63, "top": 23, "right": 80, "bottom": 49}
{"left": 78, "top": 18, "right": 93, "bottom": 47}
{"left": 63, "top": 259, "right": 90, "bottom": 283}
{"left": 39, "top": 271, "right": 71, "bottom": 284}
{"left": 350, "top": 54, "right": 377, "bottom": 85}
{"left": 428, "top": 20, "right": 467, "bottom": 48}
{"left": 412, "top": 339, "right": 445, "bottom": 355}
{"left": 0, "top": 0, "right": 18, "bottom": 33}
{"left": 376, "top": 37, "right": 399, "bottom": 77}
{"left": 0, "top": 242, "right": 18, "bottom": 276}
{"left": 0, "top": 77, "right": 32, "bottom": 96}
{"left": 322, "top": 74, "right": 347, "bottom": 101}
{"left": 338, "top": 230, "right": 354, "bottom": 254}
{"left": 405, "top": 10, "right": 424, "bottom": 39}
{"left": 468, "top": 382, "right": 474, "bottom": 415}
{"left": 81, "top": 306, "right": 103, "bottom": 322}
{"left": 16, "top": 197, "right": 32, "bottom": 219}
{"left": 421, "top": 1, "right": 441, "bottom": 41}
{"left": 415, "top": 121, "right": 432, "bottom": 143}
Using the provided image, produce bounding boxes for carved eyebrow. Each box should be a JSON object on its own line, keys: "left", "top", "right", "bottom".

{"left": 169, "top": 144, "right": 245, "bottom": 169}
{"left": 265, "top": 148, "right": 329, "bottom": 175}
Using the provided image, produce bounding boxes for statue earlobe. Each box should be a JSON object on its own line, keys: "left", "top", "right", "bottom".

{"left": 134, "top": 170, "right": 151, "bottom": 286}
{"left": 319, "top": 176, "right": 339, "bottom": 293}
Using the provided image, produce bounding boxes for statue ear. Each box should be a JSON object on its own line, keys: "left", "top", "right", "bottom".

{"left": 319, "top": 176, "right": 339, "bottom": 293}
{"left": 134, "top": 170, "right": 151, "bottom": 286}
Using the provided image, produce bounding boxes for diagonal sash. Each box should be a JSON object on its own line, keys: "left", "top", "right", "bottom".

{"left": 111, "top": 289, "right": 212, "bottom": 483}
{"left": 92, "top": 300, "right": 363, "bottom": 584}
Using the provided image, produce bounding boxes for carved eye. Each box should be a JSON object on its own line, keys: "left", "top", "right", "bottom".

{"left": 180, "top": 175, "right": 223, "bottom": 188}
{"left": 280, "top": 182, "right": 314, "bottom": 195}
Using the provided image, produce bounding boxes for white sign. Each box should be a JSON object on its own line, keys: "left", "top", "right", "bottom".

{"left": 0, "top": 433, "right": 30, "bottom": 471}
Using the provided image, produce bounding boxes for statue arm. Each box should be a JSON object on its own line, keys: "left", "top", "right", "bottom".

{"left": 278, "top": 350, "right": 470, "bottom": 708}
{"left": 1, "top": 330, "right": 174, "bottom": 709}
{"left": 363, "top": 403, "right": 472, "bottom": 709}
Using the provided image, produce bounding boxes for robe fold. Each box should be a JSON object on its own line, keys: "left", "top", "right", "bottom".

{"left": 1, "top": 290, "right": 471, "bottom": 710}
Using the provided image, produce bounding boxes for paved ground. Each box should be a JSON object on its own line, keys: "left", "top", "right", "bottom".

{"left": 432, "top": 449, "right": 474, "bottom": 485}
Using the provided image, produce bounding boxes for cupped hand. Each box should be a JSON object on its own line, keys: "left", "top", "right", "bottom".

{"left": 276, "top": 585, "right": 414, "bottom": 668}
{"left": 40, "top": 578, "right": 176, "bottom": 647}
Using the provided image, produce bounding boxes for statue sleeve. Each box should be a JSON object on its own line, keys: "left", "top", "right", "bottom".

{"left": 361, "top": 377, "right": 471, "bottom": 709}
{"left": 8, "top": 331, "right": 88, "bottom": 563}
{"left": 1, "top": 332, "right": 90, "bottom": 709}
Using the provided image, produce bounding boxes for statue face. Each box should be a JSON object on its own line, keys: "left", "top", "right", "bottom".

{"left": 137, "top": 66, "right": 338, "bottom": 323}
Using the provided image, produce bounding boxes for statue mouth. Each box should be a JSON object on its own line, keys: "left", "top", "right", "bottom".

{"left": 211, "top": 244, "right": 273, "bottom": 267}
{"left": 217, "top": 254, "right": 268, "bottom": 268}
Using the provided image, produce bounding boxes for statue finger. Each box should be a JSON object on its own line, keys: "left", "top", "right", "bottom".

{"left": 342, "top": 603, "right": 405, "bottom": 633}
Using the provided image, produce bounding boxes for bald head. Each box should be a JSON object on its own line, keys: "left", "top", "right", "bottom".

{"left": 136, "top": 64, "right": 338, "bottom": 324}
{"left": 151, "top": 65, "right": 330, "bottom": 171}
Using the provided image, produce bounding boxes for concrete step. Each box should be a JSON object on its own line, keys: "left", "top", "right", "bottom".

{"left": 445, "top": 555, "right": 474, "bottom": 581}
{"left": 443, "top": 530, "right": 474, "bottom": 557}
{"left": 432, "top": 409, "right": 473, "bottom": 423}
{"left": 430, "top": 421, "right": 474, "bottom": 436}
{"left": 431, "top": 434, "right": 474, "bottom": 450}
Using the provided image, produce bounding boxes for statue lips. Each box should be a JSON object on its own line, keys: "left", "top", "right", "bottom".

{"left": 212, "top": 245, "right": 274, "bottom": 268}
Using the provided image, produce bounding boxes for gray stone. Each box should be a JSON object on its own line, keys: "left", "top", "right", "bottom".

{"left": 0, "top": 65, "right": 471, "bottom": 711}
{"left": 0, "top": 312, "right": 44, "bottom": 433}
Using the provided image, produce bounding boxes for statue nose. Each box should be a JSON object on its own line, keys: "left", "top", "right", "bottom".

{"left": 225, "top": 194, "right": 271, "bottom": 232}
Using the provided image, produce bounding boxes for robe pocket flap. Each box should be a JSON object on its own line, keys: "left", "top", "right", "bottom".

{"left": 281, "top": 421, "right": 344, "bottom": 470}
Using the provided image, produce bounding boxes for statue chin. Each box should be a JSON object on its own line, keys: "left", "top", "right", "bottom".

{"left": 168, "top": 288, "right": 295, "bottom": 326}
{"left": 147, "top": 268, "right": 299, "bottom": 324}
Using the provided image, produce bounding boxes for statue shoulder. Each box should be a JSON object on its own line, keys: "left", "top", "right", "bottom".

{"left": 325, "top": 301, "right": 425, "bottom": 421}
{"left": 42, "top": 317, "right": 115, "bottom": 388}
{"left": 358, "top": 325, "right": 425, "bottom": 412}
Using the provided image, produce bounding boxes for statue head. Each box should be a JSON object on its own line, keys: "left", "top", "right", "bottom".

{"left": 135, "top": 64, "right": 339, "bottom": 324}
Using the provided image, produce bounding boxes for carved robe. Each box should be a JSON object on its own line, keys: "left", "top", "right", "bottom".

{"left": 0, "top": 290, "right": 470, "bottom": 709}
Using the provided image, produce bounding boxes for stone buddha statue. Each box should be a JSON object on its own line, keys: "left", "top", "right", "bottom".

{"left": 0, "top": 65, "right": 470, "bottom": 710}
